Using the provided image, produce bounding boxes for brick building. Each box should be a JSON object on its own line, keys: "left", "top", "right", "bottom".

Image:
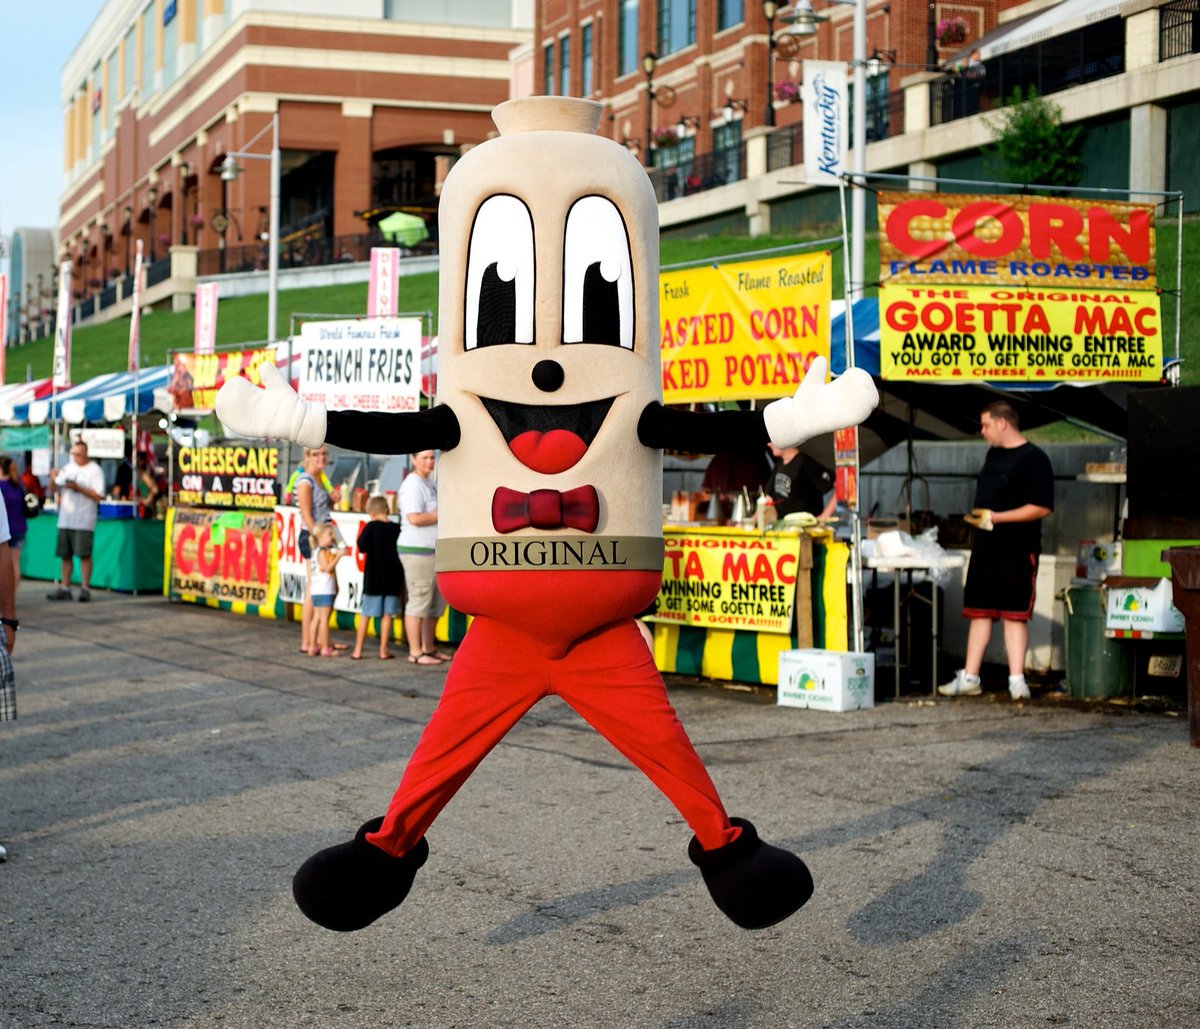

{"left": 59, "top": 0, "right": 532, "bottom": 318}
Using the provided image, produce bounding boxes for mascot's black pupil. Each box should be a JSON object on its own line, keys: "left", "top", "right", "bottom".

{"left": 532, "top": 360, "right": 564, "bottom": 392}
{"left": 582, "top": 262, "right": 621, "bottom": 345}
{"left": 478, "top": 262, "right": 516, "bottom": 345}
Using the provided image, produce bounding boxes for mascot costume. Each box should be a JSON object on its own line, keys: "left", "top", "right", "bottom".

{"left": 216, "top": 96, "right": 878, "bottom": 932}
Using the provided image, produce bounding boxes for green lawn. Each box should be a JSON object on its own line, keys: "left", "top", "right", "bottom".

{"left": 13, "top": 221, "right": 1197, "bottom": 387}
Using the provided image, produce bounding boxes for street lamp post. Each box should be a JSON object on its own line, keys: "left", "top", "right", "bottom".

{"left": 147, "top": 187, "right": 158, "bottom": 262}
{"left": 763, "top": 0, "right": 778, "bottom": 127}
{"left": 641, "top": 51, "right": 657, "bottom": 168}
{"left": 221, "top": 112, "right": 281, "bottom": 342}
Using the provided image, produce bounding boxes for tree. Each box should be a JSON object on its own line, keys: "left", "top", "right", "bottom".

{"left": 985, "top": 86, "right": 1083, "bottom": 190}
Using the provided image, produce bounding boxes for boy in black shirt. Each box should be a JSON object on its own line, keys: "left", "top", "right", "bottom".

{"left": 351, "top": 495, "right": 405, "bottom": 660}
{"left": 939, "top": 401, "right": 1054, "bottom": 701}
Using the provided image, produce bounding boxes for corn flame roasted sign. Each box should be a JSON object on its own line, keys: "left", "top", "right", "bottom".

{"left": 167, "top": 508, "right": 276, "bottom": 607}
{"left": 173, "top": 445, "right": 280, "bottom": 510}
{"left": 877, "top": 192, "right": 1161, "bottom": 382}
{"left": 169, "top": 348, "right": 277, "bottom": 411}
{"left": 659, "top": 252, "right": 832, "bottom": 404}
{"left": 646, "top": 527, "right": 804, "bottom": 634}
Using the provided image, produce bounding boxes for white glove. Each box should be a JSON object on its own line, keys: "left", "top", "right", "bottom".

{"left": 763, "top": 357, "right": 878, "bottom": 448}
{"left": 964, "top": 508, "right": 994, "bottom": 532}
{"left": 215, "top": 362, "right": 327, "bottom": 449}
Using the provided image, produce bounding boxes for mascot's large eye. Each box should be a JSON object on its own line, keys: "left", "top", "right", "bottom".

{"left": 562, "top": 196, "right": 634, "bottom": 350}
{"left": 465, "top": 195, "right": 535, "bottom": 349}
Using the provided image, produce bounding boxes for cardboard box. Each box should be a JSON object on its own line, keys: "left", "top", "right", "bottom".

{"left": 778, "top": 650, "right": 875, "bottom": 712}
{"left": 1103, "top": 576, "right": 1185, "bottom": 634}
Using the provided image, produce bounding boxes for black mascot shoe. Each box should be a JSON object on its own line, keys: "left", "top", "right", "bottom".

{"left": 292, "top": 816, "right": 429, "bottom": 932}
{"left": 688, "top": 817, "right": 814, "bottom": 930}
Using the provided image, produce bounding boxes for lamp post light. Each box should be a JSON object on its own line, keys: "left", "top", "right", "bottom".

{"left": 763, "top": 0, "right": 779, "bottom": 127}
{"left": 147, "top": 186, "right": 158, "bottom": 262}
{"left": 221, "top": 112, "right": 281, "bottom": 342}
{"left": 641, "top": 51, "right": 658, "bottom": 168}
{"left": 179, "top": 162, "right": 192, "bottom": 244}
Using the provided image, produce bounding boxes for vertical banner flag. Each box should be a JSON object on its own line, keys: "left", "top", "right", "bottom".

{"left": 876, "top": 192, "right": 1162, "bottom": 382}
{"left": 52, "top": 260, "right": 73, "bottom": 388}
{"left": 128, "top": 239, "right": 144, "bottom": 371}
{"left": 194, "top": 281, "right": 219, "bottom": 355}
{"left": 0, "top": 273, "right": 7, "bottom": 385}
{"left": 367, "top": 247, "right": 400, "bottom": 317}
{"left": 802, "top": 60, "right": 849, "bottom": 186}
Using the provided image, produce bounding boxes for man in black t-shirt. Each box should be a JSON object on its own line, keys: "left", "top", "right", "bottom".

{"left": 938, "top": 401, "right": 1054, "bottom": 702}
{"left": 766, "top": 444, "right": 835, "bottom": 520}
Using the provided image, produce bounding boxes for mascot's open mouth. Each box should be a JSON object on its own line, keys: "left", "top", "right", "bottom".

{"left": 479, "top": 395, "right": 615, "bottom": 474}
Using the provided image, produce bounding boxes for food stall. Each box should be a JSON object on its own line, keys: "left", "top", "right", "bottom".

{"left": 10, "top": 368, "right": 174, "bottom": 593}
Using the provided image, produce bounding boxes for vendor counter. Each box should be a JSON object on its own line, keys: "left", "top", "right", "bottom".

{"left": 21, "top": 509, "right": 165, "bottom": 593}
{"left": 645, "top": 524, "right": 851, "bottom": 686}
{"left": 163, "top": 508, "right": 845, "bottom": 677}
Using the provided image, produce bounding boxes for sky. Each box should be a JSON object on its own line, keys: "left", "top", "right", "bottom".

{"left": 0, "top": 3, "right": 101, "bottom": 268}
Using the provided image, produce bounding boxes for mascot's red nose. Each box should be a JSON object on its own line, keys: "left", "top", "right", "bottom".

{"left": 508, "top": 429, "right": 588, "bottom": 474}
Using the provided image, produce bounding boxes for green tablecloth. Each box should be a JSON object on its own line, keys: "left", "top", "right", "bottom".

{"left": 21, "top": 514, "right": 166, "bottom": 593}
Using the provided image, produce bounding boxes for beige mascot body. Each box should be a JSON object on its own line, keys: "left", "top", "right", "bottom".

{"left": 217, "top": 96, "right": 878, "bottom": 933}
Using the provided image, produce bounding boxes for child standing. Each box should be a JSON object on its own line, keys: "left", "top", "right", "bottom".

{"left": 352, "top": 495, "right": 405, "bottom": 660}
{"left": 309, "top": 521, "right": 348, "bottom": 657}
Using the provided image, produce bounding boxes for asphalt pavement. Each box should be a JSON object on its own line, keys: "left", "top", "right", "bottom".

{"left": 2, "top": 583, "right": 1198, "bottom": 1028}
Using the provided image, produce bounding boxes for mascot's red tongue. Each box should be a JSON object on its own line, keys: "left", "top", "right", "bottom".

{"left": 509, "top": 429, "right": 588, "bottom": 474}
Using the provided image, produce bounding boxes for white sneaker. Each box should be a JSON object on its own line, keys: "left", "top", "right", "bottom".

{"left": 938, "top": 670, "right": 982, "bottom": 696}
{"left": 1008, "top": 675, "right": 1031, "bottom": 701}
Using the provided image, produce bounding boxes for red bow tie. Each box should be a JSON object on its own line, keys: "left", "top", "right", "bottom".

{"left": 492, "top": 485, "right": 600, "bottom": 534}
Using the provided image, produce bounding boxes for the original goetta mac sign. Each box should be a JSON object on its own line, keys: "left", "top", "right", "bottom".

{"left": 295, "top": 317, "right": 422, "bottom": 412}
{"left": 878, "top": 192, "right": 1162, "bottom": 382}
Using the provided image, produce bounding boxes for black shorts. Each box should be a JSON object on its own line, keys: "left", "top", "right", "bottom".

{"left": 962, "top": 547, "right": 1038, "bottom": 621}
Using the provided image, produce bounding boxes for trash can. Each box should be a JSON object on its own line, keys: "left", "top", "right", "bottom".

{"left": 1061, "top": 584, "right": 1131, "bottom": 699}
{"left": 1162, "top": 546, "right": 1200, "bottom": 748}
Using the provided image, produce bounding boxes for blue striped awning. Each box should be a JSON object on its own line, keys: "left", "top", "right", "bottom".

{"left": 12, "top": 365, "right": 173, "bottom": 425}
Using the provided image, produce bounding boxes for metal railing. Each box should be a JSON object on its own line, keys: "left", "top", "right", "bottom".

{"left": 1160, "top": 0, "right": 1200, "bottom": 60}
{"left": 648, "top": 144, "right": 747, "bottom": 203}
{"left": 767, "top": 123, "right": 803, "bottom": 172}
{"left": 195, "top": 230, "right": 438, "bottom": 278}
{"left": 930, "top": 19, "right": 1126, "bottom": 126}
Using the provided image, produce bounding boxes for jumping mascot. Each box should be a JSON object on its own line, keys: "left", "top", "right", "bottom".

{"left": 216, "top": 96, "right": 878, "bottom": 932}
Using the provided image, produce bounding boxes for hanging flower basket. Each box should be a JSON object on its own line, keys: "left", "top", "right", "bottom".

{"left": 652, "top": 129, "right": 678, "bottom": 149}
{"left": 937, "top": 17, "right": 969, "bottom": 47}
{"left": 188, "top": 214, "right": 206, "bottom": 228}
{"left": 775, "top": 79, "right": 801, "bottom": 103}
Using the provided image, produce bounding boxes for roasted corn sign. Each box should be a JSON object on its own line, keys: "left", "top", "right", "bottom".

{"left": 659, "top": 252, "right": 832, "bottom": 403}
{"left": 878, "top": 192, "right": 1162, "bottom": 382}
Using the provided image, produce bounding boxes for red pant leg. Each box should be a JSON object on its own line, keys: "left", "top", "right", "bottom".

{"left": 366, "top": 618, "right": 550, "bottom": 856}
{"left": 553, "top": 620, "right": 738, "bottom": 851}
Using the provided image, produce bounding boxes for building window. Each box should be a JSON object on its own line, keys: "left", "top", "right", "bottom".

{"left": 106, "top": 53, "right": 117, "bottom": 137}
{"left": 582, "top": 23, "right": 594, "bottom": 94}
{"left": 141, "top": 3, "right": 155, "bottom": 95}
{"left": 162, "top": 8, "right": 178, "bottom": 87}
{"left": 559, "top": 35, "right": 570, "bottom": 96}
{"left": 618, "top": 0, "right": 639, "bottom": 76}
{"left": 717, "top": 0, "right": 743, "bottom": 31}
{"left": 543, "top": 42, "right": 555, "bottom": 94}
{"left": 123, "top": 26, "right": 136, "bottom": 96}
{"left": 658, "top": 0, "right": 697, "bottom": 56}
{"left": 712, "top": 120, "right": 742, "bottom": 184}
{"left": 91, "top": 64, "right": 102, "bottom": 158}
{"left": 195, "top": 0, "right": 205, "bottom": 52}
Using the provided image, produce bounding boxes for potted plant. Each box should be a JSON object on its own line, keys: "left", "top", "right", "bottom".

{"left": 652, "top": 128, "right": 678, "bottom": 149}
{"left": 189, "top": 214, "right": 206, "bottom": 228}
{"left": 937, "top": 16, "right": 969, "bottom": 47}
{"left": 775, "top": 79, "right": 801, "bottom": 103}
{"left": 158, "top": 233, "right": 172, "bottom": 249}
